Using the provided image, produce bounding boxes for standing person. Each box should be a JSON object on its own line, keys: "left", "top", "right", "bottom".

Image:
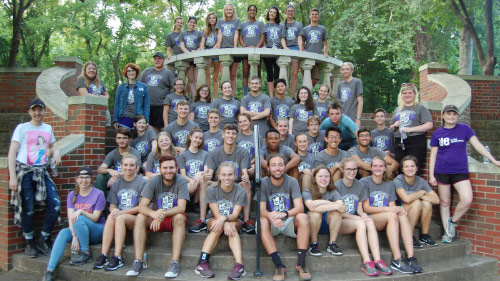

{"left": 269, "top": 79, "right": 295, "bottom": 131}
{"left": 113, "top": 63, "right": 150, "bottom": 129}
{"left": 294, "top": 134, "right": 314, "bottom": 190}
{"left": 263, "top": 6, "right": 282, "bottom": 98}
{"left": 280, "top": 4, "right": 304, "bottom": 99}
{"left": 259, "top": 154, "right": 311, "bottom": 281}
{"left": 163, "top": 77, "right": 188, "bottom": 126}
{"left": 315, "top": 84, "right": 331, "bottom": 122}
{"left": 313, "top": 127, "right": 349, "bottom": 184}
{"left": 395, "top": 156, "right": 439, "bottom": 248}
{"left": 276, "top": 118, "right": 295, "bottom": 150}
{"left": 240, "top": 4, "right": 265, "bottom": 96}
{"left": 429, "top": 105, "right": 500, "bottom": 243}
{"left": 211, "top": 81, "right": 240, "bottom": 129}
{"left": 144, "top": 132, "right": 176, "bottom": 179}
{"left": 200, "top": 12, "right": 220, "bottom": 98}
{"left": 390, "top": 83, "right": 433, "bottom": 172}
{"left": 126, "top": 156, "right": 189, "bottom": 278}
{"left": 240, "top": 76, "right": 271, "bottom": 138}
{"left": 336, "top": 62, "right": 363, "bottom": 126}
{"left": 203, "top": 109, "right": 224, "bottom": 152}
{"left": 371, "top": 108, "right": 396, "bottom": 156}
{"left": 42, "top": 167, "right": 105, "bottom": 281}
{"left": 179, "top": 16, "right": 203, "bottom": 98}
{"left": 237, "top": 113, "right": 260, "bottom": 159}
{"left": 194, "top": 163, "right": 247, "bottom": 280}
{"left": 8, "top": 99, "right": 61, "bottom": 258}
{"left": 76, "top": 61, "right": 111, "bottom": 125}
{"left": 165, "top": 100, "right": 199, "bottom": 152}
{"left": 130, "top": 115, "right": 157, "bottom": 166}
{"left": 319, "top": 102, "right": 359, "bottom": 151}
{"left": 289, "top": 86, "right": 317, "bottom": 136}
{"left": 215, "top": 3, "right": 241, "bottom": 95}
{"left": 302, "top": 8, "right": 328, "bottom": 87}
{"left": 165, "top": 17, "right": 184, "bottom": 60}
{"left": 305, "top": 116, "right": 325, "bottom": 156}
{"left": 93, "top": 155, "right": 147, "bottom": 271}
{"left": 139, "top": 52, "right": 175, "bottom": 134}
{"left": 189, "top": 84, "right": 212, "bottom": 132}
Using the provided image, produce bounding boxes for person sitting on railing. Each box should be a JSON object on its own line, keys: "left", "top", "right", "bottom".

{"left": 302, "top": 8, "right": 329, "bottom": 88}
{"left": 200, "top": 12, "right": 221, "bottom": 98}
{"left": 289, "top": 86, "right": 318, "bottom": 136}
{"left": 280, "top": 4, "right": 304, "bottom": 99}
{"left": 179, "top": 16, "right": 202, "bottom": 98}
{"left": 240, "top": 76, "right": 271, "bottom": 138}
{"left": 319, "top": 102, "right": 359, "bottom": 151}
{"left": 337, "top": 62, "right": 364, "bottom": 126}
{"left": 144, "top": 132, "right": 176, "bottom": 179}
{"left": 163, "top": 77, "right": 188, "bottom": 126}
{"left": 211, "top": 81, "right": 240, "bottom": 129}
{"left": 263, "top": 6, "right": 282, "bottom": 98}
{"left": 189, "top": 84, "right": 212, "bottom": 132}
{"left": 240, "top": 4, "right": 265, "bottom": 96}
{"left": 269, "top": 79, "right": 295, "bottom": 133}
{"left": 165, "top": 16, "right": 184, "bottom": 60}
{"left": 164, "top": 100, "right": 199, "bottom": 154}
{"left": 76, "top": 61, "right": 111, "bottom": 125}
{"left": 203, "top": 109, "right": 224, "bottom": 152}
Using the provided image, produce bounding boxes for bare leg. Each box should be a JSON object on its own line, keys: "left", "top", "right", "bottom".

{"left": 366, "top": 220, "right": 382, "bottom": 261}
{"left": 307, "top": 211, "right": 322, "bottom": 242}
{"left": 187, "top": 65, "right": 197, "bottom": 99}
{"left": 267, "top": 81, "right": 275, "bottom": 98}
{"left": 114, "top": 214, "right": 136, "bottom": 257}
{"left": 290, "top": 59, "right": 299, "bottom": 99}
{"left": 199, "top": 180, "right": 212, "bottom": 221}
{"left": 438, "top": 183, "right": 452, "bottom": 230}
{"left": 171, "top": 213, "right": 186, "bottom": 262}
{"left": 239, "top": 180, "right": 251, "bottom": 222}
{"left": 101, "top": 214, "right": 116, "bottom": 255}
{"left": 403, "top": 200, "right": 422, "bottom": 232}
{"left": 260, "top": 217, "right": 278, "bottom": 254}
{"left": 295, "top": 213, "right": 310, "bottom": 250}
{"left": 230, "top": 63, "right": 240, "bottom": 95}
{"left": 451, "top": 180, "right": 473, "bottom": 222}
{"left": 242, "top": 59, "right": 250, "bottom": 90}
{"left": 398, "top": 215, "right": 414, "bottom": 258}
{"left": 339, "top": 218, "right": 371, "bottom": 262}
{"left": 133, "top": 213, "right": 150, "bottom": 260}
{"left": 420, "top": 200, "right": 433, "bottom": 235}
{"left": 327, "top": 211, "right": 342, "bottom": 242}
{"left": 371, "top": 212, "right": 401, "bottom": 260}
{"left": 201, "top": 219, "right": 223, "bottom": 253}
{"left": 213, "top": 61, "right": 220, "bottom": 99}
{"left": 227, "top": 221, "right": 243, "bottom": 264}
{"left": 205, "top": 62, "right": 212, "bottom": 88}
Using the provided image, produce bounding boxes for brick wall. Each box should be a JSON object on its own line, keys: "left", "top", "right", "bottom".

{"left": 419, "top": 63, "right": 448, "bottom": 102}
{"left": 0, "top": 68, "right": 44, "bottom": 113}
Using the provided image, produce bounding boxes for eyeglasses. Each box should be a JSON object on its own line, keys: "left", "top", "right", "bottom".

{"left": 126, "top": 69, "right": 136, "bottom": 73}
{"left": 200, "top": 89, "right": 209, "bottom": 92}
{"left": 344, "top": 168, "right": 358, "bottom": 173}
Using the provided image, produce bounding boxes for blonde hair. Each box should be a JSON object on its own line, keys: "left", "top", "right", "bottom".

{"left": 397, "top": 84, "right": 420, "bottom": 111}
{"left": 121, "top": 153, "right": 138, "bottom": 167}
{"left": 154, "top": 132, "right": 176, "bottom": 160}
{"left": 203, "top": 12, "right": 218, "bottom": 37}
{"left": 223, "top": 3, "right": 238, "bottom": 21}
{"left": 371, "top": 156, "right": 391, "bottom": 182}
{"left": 80, "top": 61, "right": 101, "bottom": 89}
{"left": 216, "top": 162, "right": 236, "bottom": 186}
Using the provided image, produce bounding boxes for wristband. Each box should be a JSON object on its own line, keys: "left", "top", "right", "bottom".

{"left": 283, "top": 211, "right": 289, "bottom": 218}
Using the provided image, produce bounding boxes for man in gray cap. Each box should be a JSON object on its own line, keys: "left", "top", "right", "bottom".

{"left": 139, "top": 51, "right": 175, "bottom": 134}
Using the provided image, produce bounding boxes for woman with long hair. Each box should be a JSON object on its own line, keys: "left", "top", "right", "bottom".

{"left": 289, "top": 86, "right": 316, "bottom": 135}
{"left": 280, "top": 4, "right": 304, "bottom": 99}
{"left": 200, "top": 12, "right": 220, "bottom": 98}
{"left": 179, "top": 16, "right": 203, "bottom": 98}
{"left": 210, "top": 81, "right": 240, "bottom": 129}
{"left": 178, "top": 128, "right": 208, "bottom": 202}
{"left": 163, "top": 77, "right": 188, "bottom": 126}
{"left": 263, "top": 6, "right": 282, "bottom": 98}
{"left": 165, "top": 16, "right": 184, "bottom": 60}
{"left": 130, "top": 115, "right": 157, "bottom": 166}
{"left": 294, "top": 133, "right": 313, "bottom": 190}
{"left": 144, "top": 132, "right": 176, "bottom": 179}
{"left": 189, "top": 84, "right": 212, "bottom": 131}
{"left": 77, "top": 61, "right": 110, "bottom": 125}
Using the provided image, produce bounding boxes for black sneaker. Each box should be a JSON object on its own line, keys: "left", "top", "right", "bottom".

{"left": 308, "top": 243, "right": 322, "bottom": 256}
{"left": 188, "top": 219, "right": 207, "bottom": 233}
{"left": 390, "top": 258, "right": 414, "bottom": 274}
{"left": 407, "top": 257, "right": 423, "bottom": 273}
{"left": 106, "top": 256, "right": 124, "bottom": 271}
{"left": 242, "top": 220, "right": 256, "bottom": 234}
{"left": 25, "top": 239, "right": 38, "bottom": 258}
{"left": 42, "top": 271, "right": 54, "bottom": 281}
{"left": 35, "top": 236, "right": 52, "bottom": 255}
{"left": 93, "top": 254, "right": 108, "bottom": 269}
{"left": 327, "top": 242, "right": 343, "bottom": 256}
{"left": 70, "top": 251, "right": 91, "bottom": 265}
{"left": 419, "top": 234, "right": 437, "bottom": 247}
{"left": 413, "top": 236, "right": 423, "bottom": 248}
{"left": 126, "top": 259, "right": 144, "bottom": 276}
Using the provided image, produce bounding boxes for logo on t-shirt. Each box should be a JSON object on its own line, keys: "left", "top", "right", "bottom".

{"left": 340, "top": 87, "right": 351, "bottom": 103}
{"left": 287, "top": 27, "right": 298, "bottom": 40}
{"left": 184, "top": 35, "right": 198, "bottom": 48}
{"left": 88, "top": 84, "right": 104, "bottom": 96}
{"left": 275, "top": 104, "right": 290, "bottom": 118}
{"left": 171, "top": 98, "right": 184, "bottom": 111}
{"left": 397, "top": 110, "right": 416, "bottom": 128}
{"left": 373, "top": 135, "right": 389, "bottom": 151}
{"left": 173, "top": 130, "right": 190, "bottom": 147}
{"left": 298, "top": 161, "right": 311, "bottom": 172}
{"left": 127, "top": 90, "right": 135, "bottom": 103}
{"left": 307, "top": 30, "right": 322, "bottom": 43}
{"left": 206, "top": 34, "right": 217, "bottom": 46}
{"left": 238, "top": 141, "right": 255, "bottom": 156}
{"left": 222, "top": 23, "right": 235, "bottom": 36}
{"left": 269, "top": 192, "right": 290, "bottom": 212}
{"left": 158, "top": 192, "right": 178, "bottom": 210}
{"left": 195, "top": 106, "right": 210, "bottom": 119}
{"left": 185, "top": 159, "right": 204, "bottom": 178}
{"left": 307, "top": 142, "right": 323, "bottom": 156}
{"left": 267, "top": 27, "right": 280, "bottom": 39}
{"left": 245, "top": 25, "right": 258, "bottom": 37}
{"left": 205, "top": 138, "right": 221, "bottom": 152}
{"left": 296, "top": 109, "right": 313, "bottom": 121}
{"left": 114, "top": 162, "right": 122, "bottom": 172}
{"left": 342, "top": 194, "right": 359, "bottom": 215}
{"left": 134, "top": 141, "right": 150, "bottom": 157}
{"left": 316, "top": 106, "right": 328, "bottom": 120}
{"left": 327, "top": 161, "right": 340, "bottom": 169}
{"left": 248, "top": 102, "right": 263, "bottom": 112}
{"left": 221, "top": 104, "right": 237, "bottom": 117}
{"left": 217, "top": 199, "right": 234, "bottom": 216}
{"left": 147, "top": 74, "right": 162, "bottom": 87}
{"left": 117, "top": 188, "right": 139, "bottom": 210}
{"left": 370, "top": 191, "right": 389, "bottom": 207}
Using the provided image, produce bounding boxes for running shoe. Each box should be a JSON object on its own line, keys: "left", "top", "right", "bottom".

{"left": 195, "top": 261, "right": 214, "bottom": 278}
{"left": 165, "top": 260, "right": 181, "bottom": 278}
{"left": 106, "top": 256, "right": 123, "bottom": 271}
{"left": 126, "top": 259, "right": 144, "bottom": 276}
{"left": 326, "top": 242, "right": 343, "bottom": 256}
{"left": 407, "top": 256, "right": 423, "bottom": 273}
{"left": 390, "top": 258, "right": 414, "bottom": 274}
{"left": 228, "top": 263, "right": 246, "bottom": 280}
{"left": 308, "top": 242, "right": 322, "bottom": 256}
{"left": 188, "top": 219, "right": 207, "bottom": 233}
{"left": 360, "top": 261, "right": 379, "bottom": 277}
{"left": 374, "top": 259, "right": 393, "bottom": 275}
{"left": 93, "top": 254, "right": 108, "bottom": 269}
{"left": 419, "top": 234, "right": 437, "bottom": 246}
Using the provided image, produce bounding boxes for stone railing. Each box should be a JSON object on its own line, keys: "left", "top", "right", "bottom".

{"left": 166, "top": 48, "right": 343, "bottom": 95}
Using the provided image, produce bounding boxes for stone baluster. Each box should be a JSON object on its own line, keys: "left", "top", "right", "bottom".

{"left": 175, "top": 60, "right": 190, "bottom": 81}
{"left": 300, "top": 59, "right": 315, "bottom": 92}
{"left": 194, "top": 57, "right": 209, "bottom": 88}
{"left": 331, "top": 66, "right": 342, "bottom": 101}
{"left": 248, "top": 54, "right": 260, "bottom": 78}
{"left": 219, "top": 55, "right": 234, "bottom": 83}
{"left": 277, "top": 56, "right": 291, "bottom": 85}
{"left": 320, "top": 63, "right": 335, "bottom": 96}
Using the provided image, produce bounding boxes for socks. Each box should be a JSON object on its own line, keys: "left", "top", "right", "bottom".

{"left": 270, "top": 252, "right": 285, "bottom": 268}
{"left": 198, "top": 252, "right": 210, "bottom": 264}
{"left": 297, "top": 249, "right": 307, "bottom": 268}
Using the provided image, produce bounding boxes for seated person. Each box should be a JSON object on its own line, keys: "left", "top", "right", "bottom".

{"left": 294, "top": 134, "right": 314, "bottom": 190}
{"left": 144, "top": 132, "right": 176, "bottom": 179}
{"left": 319, "top": 102, "right": 358, "bottom": 151}
{"left": 259, "top": 154, "right": 311, "bottom": 281}
{"left": 348, "top": 128, "right": 398, "bottom": 178}
{"left": 165, "top": 100, "right": 199, "bottom": 153}
{"left": 275, "top": 118, "right": 295, "bottom": 150}
{"left": 203, "top": 109, "right": 224, "bottom": 153}
{"left": 371, "top": 108, "right": 395, "bottom": 156}
{"left": 261, "top": 129, "right": 301, "bottom": 179}
{"left": 313, "top": 127, "right": 349, "bottom": 184}
{"left": 96, "top": 127, "right": 141, "bottom": 197}
{"left": 194, "top": 163, "right": 247, "bottom": 280}
{"left": 94, "top": 154, "right": 147, "bottom": 271}
{"left": 130, "top": 115, "right": 157, "bottom": 168}
{"left": 305, "top": 116, "right": 325, "bottom": 156}
{"left": 126, "top": 156, "right": 189, "bottom": 278}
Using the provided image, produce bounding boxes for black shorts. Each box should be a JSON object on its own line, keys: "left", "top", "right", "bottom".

{"left": 149, "top": 105, "right": 164, "bottom": 129}
{"left": 434, "top": 173, "right": 470, "bottom": 185}
{"left": 233, "top": 57, "right": 242, "bottom": 63}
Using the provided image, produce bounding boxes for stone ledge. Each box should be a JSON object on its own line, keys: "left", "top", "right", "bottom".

{"left": 54, "top": 134, "right": 85, "bottom": 157}
{"left": 419, "top": 62, "right": 448, "bottom": 72}
{"left": 427, "top": 73, "right": 471, "bottom": 114}
{"left": 54, "top": 56, "right": 83, "bottom": 65}
{"left": 36, "top": 66, "right": 76, "bottom": 120}
{"left": 0, "top": 67, "right": 46, "bottom": 73}
{"left": 67, "top": 95, "right": 108, "bottom": 106}
{"left": 468, "top": 157, "right": 500, "bottom": 174}
{"left": 456, "top": 74, "right": 500, "bottom": 82}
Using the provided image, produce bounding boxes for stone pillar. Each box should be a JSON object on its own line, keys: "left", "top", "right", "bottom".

{"left": 277, "top": 56, "right": 291, "bottom": 85}
{"left": 300, "top": 59, "right": 315, "bottom": 92}
{"left": 331, "top": 66, "right": 341, "bottom": 101}
{"left": 194, "top": 57, "right": 209, "bottom": 88}
{"left": 320, "top": 63, "right": 335, "bottom": 94}
{"left": 248, "top": 54, "right": 260, "bottom": 78}
{"left": 175, "top": 60, "right": 190, "bottom": 81}
{"left": 219, "top": 55, "right": 233, "bottom": 84}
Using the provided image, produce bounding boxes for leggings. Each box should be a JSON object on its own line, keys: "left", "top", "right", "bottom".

{"left": 263, "top": 57, "right": 280, "bottom": 83}
{"left": 395, "top": 133, "right": 427, "bottom": 174}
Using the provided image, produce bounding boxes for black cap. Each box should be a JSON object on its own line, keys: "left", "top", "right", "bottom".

{"left": 153, "top": 51, "right": 165, "bottom": 59}
{"left": 76, "top": 166, "right": 92, "bottom": 177}
{"left": 29, "top": 99, "right": 45, "bottom": 109}
{"left": 442, "top": 104, "right": 459, "bottom": 114}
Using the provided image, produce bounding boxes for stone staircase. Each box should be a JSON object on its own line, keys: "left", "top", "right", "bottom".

{"left": 10, "top": 213, "right": 499, "bottom": 281}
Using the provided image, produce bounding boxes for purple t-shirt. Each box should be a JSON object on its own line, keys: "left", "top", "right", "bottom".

{"left": 67, "top": 187, "right": 106, "bottom": 224}
{"left": 430, "top": 123, "right": 475, "bottom": 174}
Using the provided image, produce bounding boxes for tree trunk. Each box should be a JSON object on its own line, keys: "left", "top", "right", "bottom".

{"left": 8, "top": 16, "right": 22, "bottom": 67}
{"left": 458, "top": 27, "right": 474, "bottom": 75}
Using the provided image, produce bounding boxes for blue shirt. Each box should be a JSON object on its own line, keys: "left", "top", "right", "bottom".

{"left": 319, "top": 114, "right": 358, "bottom": 146}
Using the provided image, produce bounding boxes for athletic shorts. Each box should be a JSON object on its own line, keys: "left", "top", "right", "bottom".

{"left": 149, "top": 105, "right": 164, "bottom": 129}
{"left": 288, "top": 45, "right": 299, "bottom": 51}
{"left": 318, "top": 212, "right": 330, "bottom": 235}
{"left": 435, "top": 173, "right": 470, "bottom": 185}
{"left": 271, "top": 216, "right": 296, "bottom": 238}
{"left": 148, "top": 213, "right": 187, "bottom": 232}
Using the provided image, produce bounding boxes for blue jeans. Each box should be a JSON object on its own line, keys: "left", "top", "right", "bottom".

{"left": 47, "top": 216, "right": 104, "bottom": 271}
{"left": 21, "top": 172, "right": 60, "bottom": 238}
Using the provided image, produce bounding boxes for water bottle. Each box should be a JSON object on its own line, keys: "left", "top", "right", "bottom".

{"left": 50, "top": 159, "right": 58, "bottom": 177}
{"left": 143, "top": 253, "right": 148, "bottom": 268}
{"left": 399, "top": 127, "right": 408, "bottom": 140}
{"left": 483, "top": 146, "right": 491, "bottom": 164}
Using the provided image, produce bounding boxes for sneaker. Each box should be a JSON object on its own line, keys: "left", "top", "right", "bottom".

{"left": 25, "top": 239, "right": 38, "bottom": 258}
{"left": 390, "top": 258, "right": 414, "bottom": 274}
{"left": 42, "top": 271, "right": 54, "bottom": 281}
{"left": 273, "top": 266, "right": 286, "bottom": 281}
{"left": 106, "top": 256, "right": 123, "bottom": 271}
{"left": 326, "top": 242, "right": 343, "bottom": 256}
{"left": 70, "top": 251, "right": 91, "bottom": 265}
{"left": 35, "top": 236, "right": 52, "bottom": 255}
{"left": 126, "top": 259, "right": 144, "bottom": 276}
{"left": 93, "top": 254, "right": 108, "bottom": 269}
{"left": 446, "top": 218, "right": 457, "bottom": 238}
{"left": 360, "top": 261, "right": 379, "bottom": 277}
{"left": 374, "top": 260, "right": 393, "bottom": 275}
{"left": 195, "top": 261, "right": 215, "bottom": 278}
{"left": 441, "top": 233, "right": 453, "bottom": 244}
{"left": 419, "top": 234, "right": 437, "bottom": 246}
{"left": 407, "top": 257, "right": 423, "bottom": 273}
{"left": 228, "top": 263, "right": 246, "bottom": 280}
{"left": 295, "top": 265, "right": 311, "bottom": 281}
{"left": 188, "top": 219, "right": 207, "bottom": 233}
{"left": 165, "top": 260, "right": 181, "bottom": 278}
{"left": 242, "top": 220, "right": 256, "bottom": 234}
{"left": 413, "top": 236, "right": 423, "bottom": 248}
{"left": 308, "top": 242, "right": 322, "bottom": 256}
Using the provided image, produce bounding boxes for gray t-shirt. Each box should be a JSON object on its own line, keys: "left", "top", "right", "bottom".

{"left": 141, "top": 174, "right": 190, "bottom": 210}
{"left": 390, "top": 104, "right": 432, "bottom": 138}
{"left": 76, "top": 77, "right": 107, "bottom": 96}
{"left": 204, "top": 30, "right": 218, "bottom": 49}
{"left": 306, "top": 130, "right": 326, "bottom": 156}
{"left": 334, "top": 179, "right": 368, "bottom": 215}
{"left": 360, "top": 177, "right": 397, "bottom": 207}
{"left": 289, "top": 104, "right": 317, "bottom": 135}
{"left": 315, "top": 100, "right": 331, "bottom": 122}
{"left": 280, "top": 21, "right": 304, "bottom": 47}
{"left": 178, "top": 30, "right": 203, "bottom": 51}
{"left": 393, "top": 174, "right": 433, "bottom": 195}
{"left": 337, "top": 78, "right": 363, "bottom": 122}
{"left": 241, "top": 93, "right": 271, "bottom": 138}
{"left": 203, "top": 130, "right": 223, "bottom": 152}
{"left": 271, "top": 96, "right": 295, "bottom": 122}
{"left": 163, "top": 93, "right": 188, "bottom": 124}
{"left": 165, "top": 120, "right": 199, "bottom": 148}
{"left": 164, "top": 31, "right": 183, "bottom": 55}
{"left": 303, "top": 25, "right": 328, "bottom": 54}
{"left": 211, "top": 98, "right": 240, "bottom": 129}
{"left": 298, "top": 153, "right": 315, "bottom": 173}
{"left": 348, "top": 146, "right": 386, "bottom": 164}
{"left": 313, "top": 149, "right": 349, "bottom": 169}
{"left": 108, "top": 176, "right": 147, "bottom": 210}
{"left": 139, "top": 67, "right": 175, "bottom": 106}
{"left": 259, "top": 175, "right": 302, "bottom": 212}
{"left": 216, "top": 19, "right": 241, "bottom": 48}
{"left": 206, "top": 146, "right": 251, "bottom": 182}
{"left": 265, "top": 22, "right": 282, "bottom": 49}
{"left": 103, "top": 147, "right": 142, "bottom": 172}
{"left": 190, "top": 101, "right": 211, "bottom": 131}
{"left": 302, "top": 188, "right": 341, "bottom": 202}
{"left": 145, "top": 153, "right": 161, "bottom": 175}
{"left": 177, "top": 149, "right": 208, "bottom": 178}
{"left": 206, "top": 183, "right": 247, "bottom": 220}
{"left": 130, "top": 127, "right": 157, "bottom": 163}
{"left": 237, "top": 132, "right": 262, "bottom": 158}
{"left": 241, "top": 20, "right": 265, "bottom": 47}
{"left": 261, "top": 145, "right": 294, "bottom": 164}
{"left": 279, "top": 134, "right": 295, "bottom": 150}
{"left": 371, "top": 127, "right": 395, "bottom": 154}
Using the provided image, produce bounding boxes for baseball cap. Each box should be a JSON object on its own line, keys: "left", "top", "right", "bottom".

{"left": 153, "top": 51, "right": 165, "bottom": 59}
{"left": 29, "top": 99, "right": 45, "bottom": 109}
{"left": 442, "top": 104, "right": 458, "bottom": 114}
{"left": 76, "top": 166, "right": 93, "bottom": 177}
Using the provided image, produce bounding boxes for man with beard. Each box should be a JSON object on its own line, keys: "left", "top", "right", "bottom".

{"left": 165, "top": 100, "right": 199, "bottom": 153}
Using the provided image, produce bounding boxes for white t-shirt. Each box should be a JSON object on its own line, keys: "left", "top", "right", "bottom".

{"left": 11, "top": 122, "right": 56, "bottom": 165}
